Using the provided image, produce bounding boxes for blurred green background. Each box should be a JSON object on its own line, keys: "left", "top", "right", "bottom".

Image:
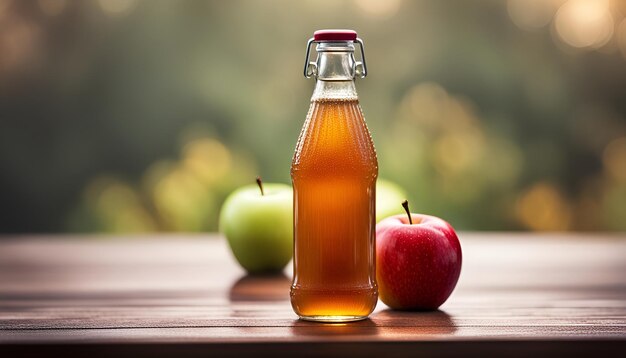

{"left": 1, "top": 0, "right": 625, "bottom": 233}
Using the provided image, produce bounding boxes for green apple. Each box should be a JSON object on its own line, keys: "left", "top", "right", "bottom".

{"left": 219, "top": 177, "right": 293, "bottom": 274}
{"left": 376, "top": 179, "right": 408, "bottom": 223}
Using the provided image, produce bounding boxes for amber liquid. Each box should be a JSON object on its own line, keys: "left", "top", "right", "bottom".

{"left": 290, "top": 98, "right": 378, "bottom": 321}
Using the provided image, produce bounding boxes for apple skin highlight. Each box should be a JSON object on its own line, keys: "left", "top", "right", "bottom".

{"left": 376, "top": 214, "right": 462, "bottom": 310}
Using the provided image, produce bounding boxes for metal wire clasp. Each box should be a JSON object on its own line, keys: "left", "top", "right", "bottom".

{"left": 303, "top": 38, "right": 367, "bottom": 79}
{"left": 354, "top": 38, "right": 367, "bottom": 78}
{"left": 303, "top": 38, "right": 317, "bottom": 78}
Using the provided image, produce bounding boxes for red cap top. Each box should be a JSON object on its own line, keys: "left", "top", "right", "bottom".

{"left": 313, "top": 29, "right": 357, "bottom": 42}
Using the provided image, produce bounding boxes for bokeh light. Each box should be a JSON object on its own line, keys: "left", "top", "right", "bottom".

{"left": 516, "top": 182, "right": 572, "bottom": 231}
{"left": 81, "top": 177, "right": 156, "bottom": 232}
{"left": 509, "top": 0, "right": 626, "bottom": 53}
{"left": 507, "top": 0, "right": 561, "bottom": 30}
{"left": 433, "top": 129, "right": 484, "bottom": 175}
{"left": 182, "top": 138, "right": 233, "bottom": 184}
{"left": 554, "top": 0, "right": 613, "bottom": 49}
{"left": 152, "top": 163, "right": 213, "bottom": 231}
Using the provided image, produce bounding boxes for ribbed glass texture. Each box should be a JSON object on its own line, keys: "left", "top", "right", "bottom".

{"left": 290, "top": 44, "right": 378, "bottom": 322}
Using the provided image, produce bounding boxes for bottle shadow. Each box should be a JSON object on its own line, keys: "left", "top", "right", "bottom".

{"left": 228, "top": 273, "right": 291, "bottom": 302}
{"left": 290, "top": 317, "right": 380, "bottom": 337}
{"left": 372, "top": 308, "right": 458, "bottom": 335}
{"left": 289, "top": 309, "right": 456, "bottom": 338}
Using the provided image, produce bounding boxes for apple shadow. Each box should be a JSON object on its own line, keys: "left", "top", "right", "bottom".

{"left": 228, "top": 273, "right": 291, "bottom": 302}
{"left": 290, "top": 317, "right": 380, "bottom": 337}
{"left": 371, "top": 308, "right": 457, "bottom": 335}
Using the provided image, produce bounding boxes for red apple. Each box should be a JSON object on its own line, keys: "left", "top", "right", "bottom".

{"left": 376, "top": 201, "right": 462, "bottom": 310}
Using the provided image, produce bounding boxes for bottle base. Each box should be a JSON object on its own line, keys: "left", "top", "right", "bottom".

{"left": 290, "top": 285, "right": 378, "bottom": 322}
{"left": 298, "top": 315, "right": 370, "bottom": 323}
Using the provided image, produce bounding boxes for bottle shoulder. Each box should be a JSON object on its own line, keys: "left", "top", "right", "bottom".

{"left": 291, "top": 99, "right": 377, "bottom": 178}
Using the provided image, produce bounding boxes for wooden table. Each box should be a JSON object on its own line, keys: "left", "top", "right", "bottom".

{"left": 1, "top": 233, "right": 625, "bottom": 357}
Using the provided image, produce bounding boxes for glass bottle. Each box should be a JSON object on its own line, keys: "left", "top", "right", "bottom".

{"left": 290, "top": 30, "right": 378, "bottom": 322}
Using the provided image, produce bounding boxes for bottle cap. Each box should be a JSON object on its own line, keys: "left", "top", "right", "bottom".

{"left": 313, "top": 29, "right": 357, "bottom": 42}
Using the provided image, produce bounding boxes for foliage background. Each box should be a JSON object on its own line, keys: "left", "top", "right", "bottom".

{"left": 1, "top": 0, "right": 625, "bottom": 233}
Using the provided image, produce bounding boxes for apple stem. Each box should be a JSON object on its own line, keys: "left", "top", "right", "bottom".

{"left": 402, "top": 200, "right": 413, "bottom": 225}
{"left": 256, "top": 176, "right": 265, "bottom": 196}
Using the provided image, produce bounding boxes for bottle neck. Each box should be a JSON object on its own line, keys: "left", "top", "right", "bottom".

{"left": 311, "top": 81, "right": 357, "bottom": 101}
{"left": 311, "top": 42, "right": 358, "bottom": 101}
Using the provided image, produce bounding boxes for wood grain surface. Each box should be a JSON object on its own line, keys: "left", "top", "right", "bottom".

{"left": 0, "top": 233, "right": 625, "bottom": 357}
